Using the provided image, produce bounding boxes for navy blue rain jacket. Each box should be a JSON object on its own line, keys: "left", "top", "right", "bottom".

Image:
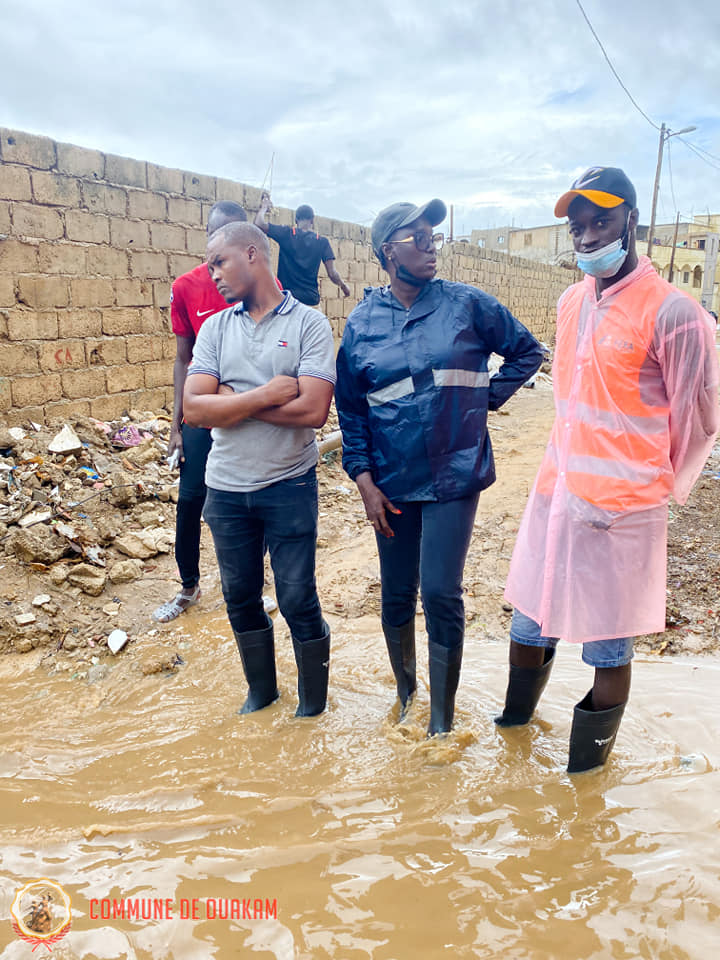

{"left": 335, "top": 279, "right": 543, "bottom": 503}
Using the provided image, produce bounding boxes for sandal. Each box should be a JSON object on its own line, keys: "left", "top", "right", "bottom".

{"left": 152, "top": 585, "right": 201, "bottom": 623}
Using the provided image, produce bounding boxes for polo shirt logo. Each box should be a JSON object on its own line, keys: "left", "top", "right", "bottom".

{"left": 277, "top": 339, "right": 289, "bottom": 348}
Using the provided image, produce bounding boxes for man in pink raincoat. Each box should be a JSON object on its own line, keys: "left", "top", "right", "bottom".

{"left": 498, "top": 167, "right": 719, "bottom": 772}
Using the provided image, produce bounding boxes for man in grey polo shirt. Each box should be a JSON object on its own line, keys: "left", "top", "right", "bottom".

{"left": 184, "top": 222, "right": 335, "bottom": 717}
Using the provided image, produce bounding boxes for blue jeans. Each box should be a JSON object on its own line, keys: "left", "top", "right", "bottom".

{"left": 375, "top": 494, "right": 479, "bottom": 648}
{"left": 175, "top": 424, "right": 212, "bottom": 589}
{"left": 510, "top": 609, "right": 634, "bottom": 668}
{"left": 203, "top": 468, "right": 324, "bottom": 641}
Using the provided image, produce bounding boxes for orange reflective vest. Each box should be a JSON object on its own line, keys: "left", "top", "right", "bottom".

{"left": 537, "top": 260, "right": 674, "bottom": 511}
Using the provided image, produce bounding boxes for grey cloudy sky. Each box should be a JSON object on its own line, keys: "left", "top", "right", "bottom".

{"left": 2, "top": 0, "right": 719, "bottom": 233}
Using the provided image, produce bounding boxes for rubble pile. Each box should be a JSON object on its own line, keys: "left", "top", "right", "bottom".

{"left": 0, "top": 411, "right": 179, "bottom": 657}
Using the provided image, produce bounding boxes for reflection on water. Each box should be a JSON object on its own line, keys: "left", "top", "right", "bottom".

{"left": 0, "top": 609, "right": 718, "bottom": 959}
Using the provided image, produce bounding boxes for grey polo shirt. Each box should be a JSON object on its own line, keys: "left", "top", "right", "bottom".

{"left": 188, "top": 291, "right": 336, "bottom": 492}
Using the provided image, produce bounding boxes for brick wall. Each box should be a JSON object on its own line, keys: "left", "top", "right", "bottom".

{"left": 0, "top": 127, "right": 575, "bottom": 425}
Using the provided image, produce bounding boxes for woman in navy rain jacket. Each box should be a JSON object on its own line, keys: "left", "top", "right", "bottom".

{"left": 335, "top": 199, "right": 543, "bottom": 735}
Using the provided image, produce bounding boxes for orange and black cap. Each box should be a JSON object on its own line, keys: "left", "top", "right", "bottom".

{"left": 555, "top": 167, "right": 636, "bottom": 218}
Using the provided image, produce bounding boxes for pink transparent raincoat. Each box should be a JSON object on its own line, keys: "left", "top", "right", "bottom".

{"left": 505, "top": 257, "right": 719, "bottom": 642}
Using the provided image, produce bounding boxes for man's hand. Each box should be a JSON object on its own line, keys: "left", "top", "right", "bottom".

{"left": 355, "top": 472, "right": 401, "bottom": 538}
{"left": 168, "top": 424, "right": 184, "bottom": 462}
{"left": 220, "top": 377, "right": 299, "bottom": 407}
{"left": 340, "top": 280, "right": 351, "bottom": 297}
{"left": 260, "top": 191, "right": 272, "bottom": 214}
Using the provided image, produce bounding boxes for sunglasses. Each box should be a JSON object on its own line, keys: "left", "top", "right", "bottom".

{"left": 386, "top": 232, "right": 444, "bottom": 253}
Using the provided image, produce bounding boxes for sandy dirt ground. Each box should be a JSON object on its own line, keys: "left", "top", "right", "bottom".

{"left": 1, "top": 379, "right": 719, "bottom": 678}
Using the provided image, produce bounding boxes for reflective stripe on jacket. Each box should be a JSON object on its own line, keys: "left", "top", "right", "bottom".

{"left": 335, "top": 279, "right": 543, "bottom": 502}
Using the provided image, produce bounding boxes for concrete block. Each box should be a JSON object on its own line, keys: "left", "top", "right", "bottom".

{"left": 11, "top": 203, "right": 64, "bottom": 240}
{"left": 38, "top": 339, "right": 86, "bottom": 372}
{"left": 56, "top": 142, "right": 104, "bottom": 179}
{"left": 185, "top": 228, "right": 207, "bottom": 256}
{"left": 130, "top": 250, "right": 169, "bottom": 279}
{"left": 58, "top": 308, "right": 102, "bottom": 338}
{"left": 31, "top": 171, "right": 81, "bottom": 207}
{"left": 347, "top": 261, "right": 364, "bottom": 282}
{"left": 147, "top": 164, "right": 184, "bottom": 194}
{"left": 114, "top": 278, "right": 153, "bottom": 306}
{"left": 62, "top": 367, "right": 106, "bottom": 399}
{"left": 150, "top": 222, "right": 186, "bottom": 251}
{"left": 81, "top": 181, "right": 127, "bottom": 216}
{"left": 169, "top": 253, "right": 201, "bottom": 277}
{"left": 65, "top": 210, "right": 110, "bottom": 244}
{"left": 107, "top": 364, "right": 144, "bottom": 393}
{"left": 244, "top": 186, "right": 264, "bottom": 213}
{"left": 44, "top": 398, "right": 92, "bottom": 420}
{"left": 104, "top": 153, "right": 147, "bottom": 189}
{"left": 0, "top": 237, "right": 39, "bottom": 273}
{"left": 110, "top": 217, "right": 150, "bottom": 249}
{"left": 12, "top": 372, "right": 62, "bottom": 407}
{"left": 126, "top": 335, "right": 164, "bottom": 363}
{"left": 4, "top": 342, "right": 40, "bottom": 376}
{"left": 0, "top": 199, "right": 9, "bottom": 233}
{"left": 1, "top": 128, "right": 56, "bottom": 169}
{"left": 86, "top": 337, "right": 127, "bottom": 367}
{"left": 0, "top": 377, "right": 13, "bottom": 412}
{"left": 5, "top": 405, "right": 45, "bottom": 424}
{"left": 127, "top": 190, "right": 167, "bottom": 221}
{"left": 0, "top": 164, "right": 32, "bottom": 201}
{"left": 69, "top": 278, "right": 114, "bottom": 307}
{"left": 132, "top": 386, "right": 169, "bottom": 411}
{"left": 101, "top": 307, "right": 141, "bottom": 336}
{"left": 90, "top": 391, "right": 134, "bottom": 420}
{"left": 161, "top": 335, "right": 176, "bottom": 359}
{"left": 214, "top": 178, "right": 245, "bottom": 206}
{"left": 168, "top": 196, "right": 202, "bottom": 225}
{"left": 139, "top": 306, "right": 165, "bottom": 334}
{"left": 183, "top": 171, "right": 216, "bottom": 201}
{"left": 17, "top": 277, "right": 69, "bottom": 309}
{"left": 38, "top": 240, "right": 87, "bottom": 275}
{"left": 7, "top": 309, "right": 58, "bottom": 340}
{"left": 86, "top": 245, "right": 129, "bottom": 277}
{"left": 152, "top": 280, "right": 172, "bottom": 308}
{"left": 143, "top": 359, "right": 174, "bottom": 388}
{"left": 337, "top": 240, "right": 355, "bottom": 260}
{"left": 0, "top": 276, "right": 14, "bottom": 306}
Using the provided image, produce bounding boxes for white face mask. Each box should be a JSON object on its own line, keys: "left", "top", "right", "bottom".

{"left": 575, "top": 211, "right": 631, "bottom": 279}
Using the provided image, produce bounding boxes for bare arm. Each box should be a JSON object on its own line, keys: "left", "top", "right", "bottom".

{"left": 324, "top": 259, "right": 351, "bottom": 297}
{"left": 169, "top": 335, "right": 195, "bottom": 459}
{"left": 253, "top": 192, "right": 271, "bottom": 235}
{"left": 226, "top": 376, "right": 334, "bottom": 429}
{"left": 184, "top": 372, "right": 299, "bottom": 429}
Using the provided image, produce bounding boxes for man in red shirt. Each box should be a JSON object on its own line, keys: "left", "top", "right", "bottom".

{"left": 154, "top": 201, "right": 256, "bottom": 621}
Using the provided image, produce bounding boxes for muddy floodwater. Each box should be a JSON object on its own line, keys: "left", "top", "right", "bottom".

{"left": 1, "top": 604, "right": 719, "bottom": 959}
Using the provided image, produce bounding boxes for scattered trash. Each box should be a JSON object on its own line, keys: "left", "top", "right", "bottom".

{"left": 32, "top": 594, "right": 51, "bottom": 607}
{"left": 166, "top": 449, "right": 180, "bottom": 470}
{"left": 111, "top": 425, "right": 142, "bottom": 448}
{"left": 18, "top": 509, "right": 53, "bottom": 528}
{"left": 15, "top": 612, "right": 37, "bottom": 626}
{"left": 107, "top": 629, "right": 128, "bottom": 654}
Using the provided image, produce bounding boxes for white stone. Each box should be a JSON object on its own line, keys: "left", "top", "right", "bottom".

{"left": 48, "top": 424, "right": 83, "bottom": 455}
{"left": 107, "top": 629, "right": 129, "bottom": 654}
{"left": 15, "top": 612, "right": 37, "bottom": 626}
{"left": 32, "top": 594, "right": 51, "bottom": 607}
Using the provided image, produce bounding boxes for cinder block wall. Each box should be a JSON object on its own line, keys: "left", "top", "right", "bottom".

{"left": 0, "top": 128, "right": 574, "bottom": 425}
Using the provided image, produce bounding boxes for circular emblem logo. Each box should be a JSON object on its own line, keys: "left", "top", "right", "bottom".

{"left": 11, "top": 879, "right": 72, "bottom": 949}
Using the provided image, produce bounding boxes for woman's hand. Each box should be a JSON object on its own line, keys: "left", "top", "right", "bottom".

{"left": 355, "top": 472, "right": 401, "bottom": 538}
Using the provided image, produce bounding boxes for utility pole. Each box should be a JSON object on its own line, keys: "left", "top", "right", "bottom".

{"left": 646, "top": 123, "right": 697, "bottom": 256}
{"left": 667, "top": 211, "right": 680, "bottom": 283}
{"left": 449, "top": 205, "right": 454, "bottom": 242}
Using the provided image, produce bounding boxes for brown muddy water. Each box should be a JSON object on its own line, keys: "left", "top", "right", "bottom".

{"left": 1, "top": 607, "right": 719, "bottom": 959}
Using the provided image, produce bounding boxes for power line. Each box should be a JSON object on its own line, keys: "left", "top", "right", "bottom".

{"left": 574, "top": 0, "right": 660, "bottom": 131}
{"left": 676, "top": 136, "right": 720, "bottom": 173}
{"left": 666, "top": 138, "right": 678, "bottom": 212}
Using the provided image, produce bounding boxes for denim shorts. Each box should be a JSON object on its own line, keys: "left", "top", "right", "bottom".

{"left": 510, "top": 609, "right": 634, "bottom": 668}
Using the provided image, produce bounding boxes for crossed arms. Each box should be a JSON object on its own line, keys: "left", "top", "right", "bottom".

{"left": 183, "top": 373, "right": 333, "bottom": 431}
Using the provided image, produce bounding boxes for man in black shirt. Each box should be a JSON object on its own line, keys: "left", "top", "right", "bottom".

{"left": 255, "top": 193, "right": 351, "bottom": 306}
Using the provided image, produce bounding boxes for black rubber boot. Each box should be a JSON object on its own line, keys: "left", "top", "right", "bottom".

{"left": 494, "top": 648, "right": 555, "bottom": 727}
{"left": 427, "top": 640, "right": 463, "bottom": 736}
{"left": 233, "top": 615, "right": 279, "bottom": 714}
{"left": 293, "top": 620, "right": 331, "bottom": 717}
{"left": 567, "top": 690, "right": 626, "bottom": 773}
{"left": 382, "top": 618, "right": 417, "bottom": 711}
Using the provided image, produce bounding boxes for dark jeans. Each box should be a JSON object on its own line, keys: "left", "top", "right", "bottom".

{"left": 175, "top": 424, "right": 212, "bottom": 589}
{"left": 375, "top": 493, "right": 480, "bottom": 648}
{"left": 203, "top": 468, "right": 324, "bottom": 641}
